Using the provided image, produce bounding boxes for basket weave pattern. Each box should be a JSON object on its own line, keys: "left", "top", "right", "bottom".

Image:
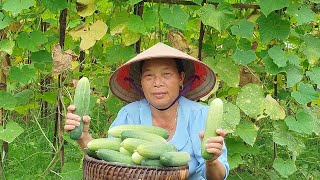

{"left": 83, "top": 155, "right": 189, "bottom": 180}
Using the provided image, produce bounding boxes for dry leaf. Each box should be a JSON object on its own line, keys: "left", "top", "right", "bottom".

{"left": 69, "top": 24, "right": 89, "bottom": 40}
{"left": 167, "top": 29, "right": 190, "bottom": 53}
{"left": 52, "top": 44, "right": 78, "bottom": 75}
{"left": 77, "top": 3, "right": 96, "bottom": 17}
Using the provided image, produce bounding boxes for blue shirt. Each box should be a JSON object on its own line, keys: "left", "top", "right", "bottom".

{"left": 109, "top": 96, "right": 229, "bottom": 179}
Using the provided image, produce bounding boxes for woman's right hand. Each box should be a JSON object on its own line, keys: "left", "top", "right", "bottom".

{"left": 64, "top": 105, "right": 91, "bottom": 140}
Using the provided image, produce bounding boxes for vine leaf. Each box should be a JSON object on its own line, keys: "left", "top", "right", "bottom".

{"left": 230, "top": 19, "right": 254, "bottom": 39}
{"left": 0, "top": 122, "right": 24, "bottom": 143}
{"left": 291, "top": 82, "right": 318, "bottom": 104}
{"left": 143, "top": 8, "right": 158, "bottom": 31}
{"left": 103, "top": 45, "right": 136, "bottom": 65}
{"left": 128, "top": 15, "right": 147, "bottom": 35}
{"left": 0, "top": 40, "right": 15, "bottom": 55}
{"left": 77, "top": 0, "right": 96, "bottom": 17}
{"left": 160, "top": 6, "right": 189, "bottom": 30}
{"left": 302, "top": 35, "right": 320, "bottom": 65}
{"left": 285, "top": 64, "right": 303, "bottom": 87}
{"left": 222, "top": 101, "right": 240, "bottom": 133}
{"left": 52, "top": 44, "right": 78, "bottom": 75}
{"left": 204, "top": 56, "right": 239, "bottom": 87}
{"left": 236, "top": 83, "right": 264, "bottom": 118}
{"left": 0, "top": 12, "right": 13, "bottom": 30}
{"left": 110, "top": 11, "right": 128, "bottom": 35}
{"left": 128, "top": 0, "right": 143, "bottom": 5}
{"left": 285, "top": 111, "right": 314, "bottom": 135}
{"left": 272, "top": 158, "right": 297, "bottom": 178}
{"left": 257, "top": 12, "right": 290, "bottom": 43}
{"left": 42, "top": 0, "right": 68, "bottom": 13}
{"left": 30, "top": 50, "right": 53, "bottom": 71}
{"left": 197, "top": 4, "right": 235, "bottom": 32}
{"left": 233, "top": 120, "right": 258, "bottom": 146}
{"left": 228, "top": 154, "right": 243, "bottom": 170}
{"left": 306, "top": 67, "right": 320, "bottom": 85}
{"left": 16, "top": 30, "right": 48, "bottom": 52}
{"left": 268, "top": 46, "right": 287, "bottom": 67}
{"left": 263, "top": 95, "right": 286, "bottom": 120}
{"left": 14, "top": 89, "right": 34, "bottom": 106}
{"left": 258, "top": 0, "right": 289, "bottom": 17}
{"left": 262, "top": 55, "right": 285, "bottom": 75}
{"left": 232, "top": 49, "right": 256, "bottom": 65}
{"left": 122, "top": 28, "right": 140, "bottom": 46}
{"left": 2, "top": 0, "right": 34, "bottom": 16}
{"left": 0, "top": 91, "right": 17, "bottom": 110}
{"left": 9, "top": 65, "right": 36, "bottom": 85}
{"left": 288, "top": 4, "right": 316, "bottom": 25}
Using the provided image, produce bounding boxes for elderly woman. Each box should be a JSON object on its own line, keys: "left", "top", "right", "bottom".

{"left": 65, "top": 43, "right": 229, "bottom": 179}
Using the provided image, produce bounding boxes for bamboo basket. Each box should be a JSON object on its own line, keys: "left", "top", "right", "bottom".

{"left": 83, "top": 155, "right": 189, "bottom": 180}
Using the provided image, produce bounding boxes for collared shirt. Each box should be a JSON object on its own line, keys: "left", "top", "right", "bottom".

{"left": 109, "top": 96, "right": 229, "bottom": 179}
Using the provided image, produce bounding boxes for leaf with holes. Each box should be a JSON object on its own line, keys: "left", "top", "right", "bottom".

{"left": 264, "top": 95, "right": 286, "bottom": 120}
{"left": 291, "top": 82, "right": 318, "bottom": 104}
{"left": 222, "top": 101, "right": 240, "bottom": 133}
{"left": 306, "top": 67, "right": 320, "bottom": 85}
{"left": 160, "top": 6, "right": 189, "bottom": 30}
{"left": 3, "top": 0, "right": 34, "bottom": 15}
{"left": 285, "top": 111, "right": 314, "bottom": 135}
{"left": 272, "top": 158, "right": 297, "bottom": 178}
{"left": 258, "top": 0, "right": 289, "bottom": 16}
{"left": 233, "top": 120, "right": 258, "bottom": 146}
{"left": 0, "top": 91, "right": 17, "bottom": 110}
{"left": 232, "top": 49, "right": 256, "bottom": 65}
{"left": 230, "top": 19, "right": 254, "bottom": 39}
{"left": 268, "top": 46, "right": 287, "bottom": 67}
{"left": 288, "top": 4, "right": 316, "bottom": 25}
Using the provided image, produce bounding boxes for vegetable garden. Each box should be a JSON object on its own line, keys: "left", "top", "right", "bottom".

{"left": 0, "top": 0, "right": 319, "bottom": 179}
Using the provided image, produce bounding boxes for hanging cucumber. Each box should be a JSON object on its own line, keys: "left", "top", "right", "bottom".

{"left": 201, "top": 98, "right": 224, "bottom": 160}
{"left": 69, "top": 77, "right": 91, "bottom": 140}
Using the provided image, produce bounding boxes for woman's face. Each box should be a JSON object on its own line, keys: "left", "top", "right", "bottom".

{"left": 141, "top": 58, "right": 185, "bottom": 109}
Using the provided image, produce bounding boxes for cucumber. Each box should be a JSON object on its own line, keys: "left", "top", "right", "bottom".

{"left": 69, "top": 77, "right": 91, "bottom": 140}
{"left": 85, "top": 148, "right": 98, "bottom": 159}
{"left": 201, "top": 98, "right": 224, "bottom": 160}
{"left": 96, "top": 149, "right": 133, "bottom": 165}
{"left": 137, "top": 142, "right": 177, "bottom": 159}
{"left": 141, "top": 159, "right": 164, "bottom": 167}
{"left": 121, "top": 130, "right": 167, "bottom": 143}
{"left": 121, "top": 138, "right": 149, "bottom": 153}
{"left": 119, "top": 147, "right": 132, "bottom": 156}
{"left": 108, "top": 125, "right": 170, "bottom": 139}
{"left": 87, "top": 138, "right": 122, "bottom": 151}
{"left": 131, "top": 151, "right": 145, "bottom": 165}
{"left": 160, "top": 151, "right": 190, "bottom": 167}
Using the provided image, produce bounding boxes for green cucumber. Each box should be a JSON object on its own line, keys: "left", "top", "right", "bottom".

{"left": 160, "top": 151, "right": 190, "bottom": 167}
{"left": 121, "top": 130, "right": 167, "bottom": 143}
{"left": 69, "top": 77, "right": 91, "bottom": 140}
{"left": 121, "top": 138, "right": 149, "bottom": 153}
{"left": 86, "top": 138, "right": 121, "bottom": 151}
{"left": 201, "top": 98, "right": 224, "bottom": 160}
{"left": 131, "top": 151, "right": 145, "bottom": 165}
{"left": 137, "top": 142, "right": 177, "bottom": 159}
{"left": 96, "top": 149, "right": 133, "bottom": 165}
{"left": 108, "top": 125, "right": 170, "bottom": 139}
{"left": 85, "top": 148, "right": 98, "bottom": 159}
{"left": 119, "top": 147, "right": 132, "bottom": 156}
{"left": 141, "top": 159, "right": 164, "bottom": 167}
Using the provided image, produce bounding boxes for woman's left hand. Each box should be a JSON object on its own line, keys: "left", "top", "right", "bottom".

{"left": 199, "top": 129, "right": 227, "bottom": 161}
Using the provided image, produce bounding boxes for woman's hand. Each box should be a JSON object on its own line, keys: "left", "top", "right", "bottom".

{"left": 199, "top": 129, "right": 226, "bottom": 161}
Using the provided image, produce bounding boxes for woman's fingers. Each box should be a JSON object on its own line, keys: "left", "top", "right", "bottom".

{"left": 67, "top": 105, "right": 76, "bottom": 113}
{"left": 83, "top": 115, "right": 91, "bottom": 132}
{"left": 66, "top": 113, "right": 81, "bottom": 121}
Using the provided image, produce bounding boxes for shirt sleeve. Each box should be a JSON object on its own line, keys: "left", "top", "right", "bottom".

{"left": 108, "top": 107, "right": 133, "bottom": 138}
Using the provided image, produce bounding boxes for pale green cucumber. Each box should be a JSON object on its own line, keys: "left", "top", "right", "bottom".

{"left": 137, "top": 142, "right": 177, "bottom": 159}
{"left": 121, "top": 138, "right": 149, "bottom": 153}
{"left": 108, "top": 125, "right": 170, "bottom": 139}
{"left": 86, "top": 138, "right": 121, "bottom": 151}
{"left": 160, "top": 151, "right": 190, "bottom": 167}
{"left": 121, "top": 130, "right": 167, "bottom": 143}
{"left": 96, "top": 149, "right": 133, "bottom": 165}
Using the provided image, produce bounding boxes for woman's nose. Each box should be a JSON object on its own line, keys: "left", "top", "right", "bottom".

{"left": 153, "top": 75, "right": 163, "bottom": 87}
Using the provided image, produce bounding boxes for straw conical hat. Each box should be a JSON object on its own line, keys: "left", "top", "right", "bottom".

{"left": 109, "top": 42, "right": 216, "bottom": 103}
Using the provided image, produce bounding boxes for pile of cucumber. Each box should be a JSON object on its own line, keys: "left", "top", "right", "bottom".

{"left": 85, "top": 125, "right": 190, "bottom": 167}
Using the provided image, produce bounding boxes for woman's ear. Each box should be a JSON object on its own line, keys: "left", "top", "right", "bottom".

{"left": 180, "top": 72, "right": 185, "bottom": 85}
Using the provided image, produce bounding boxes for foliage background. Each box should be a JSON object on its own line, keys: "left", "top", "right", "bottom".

{"left": 0, "top": 0, "right": 319, "bottom": 179}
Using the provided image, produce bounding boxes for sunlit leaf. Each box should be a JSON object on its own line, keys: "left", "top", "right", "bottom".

{"left": 302, "top": 35, "right": 320, "bottom": 65}
{"left": 232, "top": 49, "right": 256, "bottom": 65}
{"left": 3, "top": 0, "right": 34, "bottom": 15}
{"left": 230, "top": 19, "right": 254, "bottom": 39}
{"left": 77, "top": 3, "right": 96, "bottom": 17}
{"left": 60, "top": 162, "right": 82, "bottom": 180}
{"left": 0, "top": 122, "right": 24, "bottom": 143}
{"left": 291, "top": 82, "right": 318, "bottom": 104}
{"left": 0, "top": 12, "right": 13, "bottom": 30}
{"left": 9, "top": 65, "right": 36, "bottom": 85}
{"left": 0, "top": 91, "right": 17, "bottom": 110}
{"left": 128, "top": 15, "right": 147, "bottom": 34}
{"left": 160, "top": 6, "right": 189, "bottom": 30}
{"left": 257, "top": 12, "right": 290, "bottom": 43}
{"left": 222, "top": 101, "right": 241, "bottom": 133}
{"left": 197, "top": 4, "right": 235, "bottom": 32}
{"left": 285, "top": 64, "right": 303, "bottom": 87}
{"left": 264, "top": 95, "right": 286, "bottom": 120}
{"left": 236, "top": 83, "right": 264, "bottom": 118}
{"left": 122, "top": 28, "right": 140, "bottom": 46}
{"left": 306, "top": 67, "right": 320, "bottom": 85}
{"left": 0, "top": 40, "right": 15, "bottom": 55}
{"left": 233, "top": 120, "right": 258, "bottom": 146}
{"left": 285, "top": 111, "right": 314, "bottom": 135}
{"left": 268, "top": 46, "right": 287, "bottom": 67}
{"left": 228, "top": 153, "right": 243, "bottom": 170}
{"left": 110, "top": 11, "right": 129, "bottom": 35}
{"left": 15, "top": 103, "right": 39, "bottom": 115}
{"left": 258, "top": 0, "right": 289, "bottom": 16}
{"left": 272, "top": 158, "right": 297, "bottom": 178}
{"left": 288, "top": 3, "right": 316, "bottom": 25}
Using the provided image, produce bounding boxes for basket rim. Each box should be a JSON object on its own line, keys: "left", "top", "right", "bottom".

{"left": 84, "top": 155, "right": 189, "bottom": 171}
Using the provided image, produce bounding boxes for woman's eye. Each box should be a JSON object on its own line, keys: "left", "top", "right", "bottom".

{"left": 163, "top": 73, "right": 172, "bottom": 78}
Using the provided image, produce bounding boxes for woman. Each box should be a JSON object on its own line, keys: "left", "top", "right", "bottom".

{"left": 65, "top": 43, "right": 229, "bottom": 179}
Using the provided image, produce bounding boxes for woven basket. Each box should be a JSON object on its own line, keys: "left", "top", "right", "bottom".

{"left": 83, "top": 155, "right": 189, "bottom": 180}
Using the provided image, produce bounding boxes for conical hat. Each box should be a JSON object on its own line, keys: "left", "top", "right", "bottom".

{"left": 109, "top": 42, "right": 216, "bottom": 103}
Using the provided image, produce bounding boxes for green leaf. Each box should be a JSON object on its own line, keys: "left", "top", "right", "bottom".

{"left": 128, "top": 0, "right": 143, "bottom": 5}
{"left": 14, "top": 89, "right": 34, "bottom": 106}
{"left": 41, "top": 91, "right": 58, "bottom": 105}
{"left": 103, "top": 45, "right": 136, "bottom": 65}
{"left": 236, "top": 83, "right": 264, "bottom": 118}
{"left": 42, "top": 0, "right": 68, "bottom": 13}
{"left": 3, "top": 0, "right": 34, "bottom": 15}
{"left": 285, "top": 111, "right": 314, "bottom": 135}
{"left": 9, "top": 65, "right": 36, "bottom": 85}
{"left": 302, "top": 35, "right": 320, "bottom": 65}
{"left": 0, "top": 12, "right": 13, "bottom": 30}
{"left": 204, "top": 56, "right": 239, "bottom": 87}
{"left": 30, "top": 50, "right": 53, "bottom": 71}
{"left": 143, "top": 8, "right": 158, "bottom": 31}
{"left": 268, "top": 46, "right": 287, "bottom": 67}
{"left": 160, "top": 6, "right": 189, "bottom": 30}
{"left": 258, "top": 0, "right": 289, "bottom": 16}
{"left": 285, "top": 64, "right": 303, "bottom": 87}
{"left": 288, "top": 4, "right": 316, "bottom": 25}
{"left": 262, "top": 55, "right": 285, "bottom": 75}
{"left": 287, "top": 54, "right": 300, "bottom": 67}
{"left": 0, "top": 40, "right": 15, "bottom": 55}
{"left": 230, "top": 19, "right": 254, "bottom": 38}
{"left": 128, "top": 15, "right": 147, "bottom": 34}
{"left": 228, "top": 153, "right": 243, "bottom": 170}
{"left": 60, "top": 162, "right": 82, "bottom": 180}
{"left": 110, "top": 11, "right": 129, "bottom": 35}
{"left": 222, "top": 101, "right": 241, "bottom": 133}
{"left": 264, "top": 95, "right": 286, "bottom": 120}
{"left": 234, "top": 120, "right": 258, "bottom": 146}
{"left": 122, "top": 28, "right": 140, "bottom": 46}
{"left": 232, "top": 49, "right": 256, "bottom": 65}
{"left": 16, "top": 30, "right": 48, "bottom": 52}
{"left": 257, "top": 12, "right": 290, "bottom": 43}
{"left": 306, "top": 67, "right": 320, "bottom": 85}
{"left": 0, "top": 122, "right": 24, "bottom": 143}
{"left": 0, "top": 91, "right": 17, "bottom": 110}
{"left": 272, "top": 158, "right": 297, "bottom": 178}
{"left": 291, "top": 82, "right": 318, "bottom": 104}
{"left": 197, "top": 4, "right": 235, "bottom": 32}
